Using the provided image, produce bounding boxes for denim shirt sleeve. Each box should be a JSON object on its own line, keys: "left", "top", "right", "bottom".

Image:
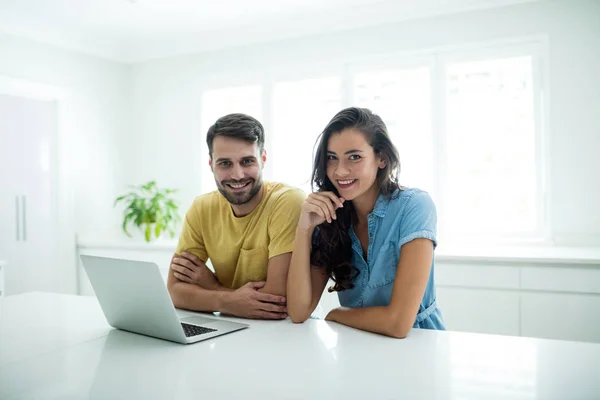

{"left": 398, "top": 190, "right": 438, "bottom": 249}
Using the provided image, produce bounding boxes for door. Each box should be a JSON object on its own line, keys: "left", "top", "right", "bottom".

{"left": 0, "top": 93, "right": 58, "bottom": 295}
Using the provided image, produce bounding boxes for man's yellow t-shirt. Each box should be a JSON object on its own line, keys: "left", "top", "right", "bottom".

{"left": 175, "top": 182, "right": 306, "bottom": 289}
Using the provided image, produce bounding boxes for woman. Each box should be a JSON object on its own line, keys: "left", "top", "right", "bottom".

{"left": 287, "top": 107, "right": 444, "bottom": 338}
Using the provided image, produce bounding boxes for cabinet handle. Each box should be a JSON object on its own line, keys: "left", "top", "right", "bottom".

{"left": 15, "top": 196, "right": 20, "bottom": 241}
{"left": 21, "top": 195, "right": 26, "bottom": 242}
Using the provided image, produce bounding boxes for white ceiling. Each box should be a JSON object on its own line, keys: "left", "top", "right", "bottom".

{"left": 0, "top": 0, "right": 540, "bottom": 63}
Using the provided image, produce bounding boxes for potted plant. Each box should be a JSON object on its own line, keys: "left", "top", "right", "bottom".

{"left": 114, "top": 180, "right": 181, "bottom": 242}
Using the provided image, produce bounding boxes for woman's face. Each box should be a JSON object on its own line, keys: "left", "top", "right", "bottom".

{"left": 326, "top": 128, "right": 385, "bottom": 201}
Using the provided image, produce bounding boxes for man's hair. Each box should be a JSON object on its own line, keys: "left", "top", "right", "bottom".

{"left": 206, "top": 113, "right": 265, "bottom": 157}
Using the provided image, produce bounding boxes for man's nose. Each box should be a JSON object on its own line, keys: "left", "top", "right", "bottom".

{"left": 231, "top": 163, "right": 244, "bottom": 180}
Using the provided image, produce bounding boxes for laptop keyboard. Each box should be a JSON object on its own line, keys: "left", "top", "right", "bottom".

{"left": 181, "top": 322, "right": 217, "bottom": 337}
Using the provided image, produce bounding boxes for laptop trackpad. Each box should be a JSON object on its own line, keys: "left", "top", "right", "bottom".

{"left": 181, "top": 316, "right": 218, "bottom": 326}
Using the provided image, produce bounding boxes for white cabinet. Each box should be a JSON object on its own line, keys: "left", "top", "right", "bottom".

{"left": 436, "top": 287, "right": 520, "bottom": 336}
{"left": 435, "top": 259, "right": 600, "bottom": 343}
{"left": 521, "top": 292, "right": 600, "bottom": 343}
{"left": 435, "top": 263, "right": 521, "bottom": 336}
{"left": 0, "top": 94, "right": 62, "bottom": 295}
{"left": 520, "top": 266, "right": 600, "bottom": 294}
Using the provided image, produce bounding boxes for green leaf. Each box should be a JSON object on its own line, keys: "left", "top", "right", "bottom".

{"left": 113, "top": 195, "right": 126, "bottom": 206}
{"left": 122, "top": 214, "right": 133, "bottom": 237}
{"left": 115, "top": 181, "right": 181, "bottom": 240}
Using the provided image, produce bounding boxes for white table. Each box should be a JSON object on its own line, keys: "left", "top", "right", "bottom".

{"left": 1, "top": 293, "right": 599, "bottom": 400}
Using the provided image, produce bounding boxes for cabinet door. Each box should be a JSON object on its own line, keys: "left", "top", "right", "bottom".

{"left": 521, "top": 292, "right": 600, "bottom": 343}
{"left": 436, "top": 287, "right": 520, "bottom": 336}
{"left": 0, "top": 95, "right": 26, "bottom": 260}
{"left": 0, "top": 94, "right": 58, "bottom": 295}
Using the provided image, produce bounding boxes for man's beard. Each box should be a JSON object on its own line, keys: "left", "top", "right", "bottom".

{"left": 217, "top": 178, "right": 263, "bottom": 205}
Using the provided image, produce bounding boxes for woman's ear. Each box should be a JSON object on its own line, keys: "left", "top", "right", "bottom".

{"left": 378, "top": 157, "right": 387, "bottom": 169}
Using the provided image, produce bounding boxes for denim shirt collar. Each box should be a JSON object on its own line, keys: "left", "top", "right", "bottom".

{"left": 349, "top": 191, "right": 394, "bottom": 259}
{"left": 370, "top": 191, "right": 393, "bottom": 218}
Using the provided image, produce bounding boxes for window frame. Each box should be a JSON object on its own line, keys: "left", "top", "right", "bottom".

{"left": 434, "top": 40, "right": 550, "bottom": 245}
{"left": 194, "top": 37, "right": 550, "bottom": 245}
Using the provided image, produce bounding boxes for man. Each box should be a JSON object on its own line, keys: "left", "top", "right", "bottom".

{"left": 167, "top": 113, "right": 305, "bottom": 320}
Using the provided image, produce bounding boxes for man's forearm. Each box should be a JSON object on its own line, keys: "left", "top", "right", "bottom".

{"left": 195, "top": 268, "right": 233, "bottom": 292}
{"left": 200, "top": 275, "right": 234, "bottom": 292}
{"left": 168, "top": 281, "right": 232, "bottom": 312}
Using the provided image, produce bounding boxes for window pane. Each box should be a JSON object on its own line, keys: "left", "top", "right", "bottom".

{"left": 353, "top": 67, "right": 433, "bottom": 194}
{"left": 200, "top": 85, "right": 263, "bottom": 194}
{"left": 445, "top": 56, "right": 537, "bottom": 235}
{"left": 271, "top": 77, "right": 342, "bottom": 193}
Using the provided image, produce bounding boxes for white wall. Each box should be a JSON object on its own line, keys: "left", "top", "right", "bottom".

{"left": 0, "top": 31, "right": 130, "bottom": 239}
{"left": 128, "top": 0, "right": 600, "bottom": 247}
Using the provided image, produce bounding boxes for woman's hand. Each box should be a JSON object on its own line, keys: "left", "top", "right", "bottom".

{"left": 297, "top": 192, "right": 345, "bottom": 232}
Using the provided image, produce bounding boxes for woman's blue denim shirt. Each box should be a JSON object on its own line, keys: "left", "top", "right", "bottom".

{"left": 319, "top": 188, "right": 445, "bottom": 330}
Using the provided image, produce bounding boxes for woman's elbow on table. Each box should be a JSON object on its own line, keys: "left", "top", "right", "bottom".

{"left": 385, "top": 312, "right": 413, "bottom": 339}
{"left": 288, "top": 308, "right": 311, "bottom": 324}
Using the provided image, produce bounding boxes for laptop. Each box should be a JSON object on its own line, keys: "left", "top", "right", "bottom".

{"left": 80, "top": 255, "right": 249, "bottom": 344}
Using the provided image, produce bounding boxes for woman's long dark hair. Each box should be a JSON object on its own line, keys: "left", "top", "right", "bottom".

{"left": 310, "top": 107, "right": 401, "bottom": 292}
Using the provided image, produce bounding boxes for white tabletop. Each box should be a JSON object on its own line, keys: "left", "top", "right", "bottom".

{"left": 0, "top": 292, "right": 111, "bottom": 367}
{"left": 1, "top": 292, "right": 600, "bottom": 400}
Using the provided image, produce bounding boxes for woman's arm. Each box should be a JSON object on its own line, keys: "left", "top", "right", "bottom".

{"left": 287, "top": 191, "right": 344, "bottom": 323}
{"left": 287, "top": 227, "right": 329, "bottom": 323}
{"left": 325, "top": 238, "right": 433, "bottom": 338}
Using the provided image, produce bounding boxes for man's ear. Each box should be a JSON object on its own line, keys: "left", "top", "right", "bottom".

{"left": 208, "top": 155, "right": 213, "bottom": 171}
{"left": 261, "top": 149, "right": 267, "bottom": 164}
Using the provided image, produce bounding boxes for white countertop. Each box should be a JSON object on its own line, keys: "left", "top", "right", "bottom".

{"left": 77, "top": 238, "right": 600, "bottom": 265}
{"left": 1, "top": 292, "right": 600, "bottom": 399}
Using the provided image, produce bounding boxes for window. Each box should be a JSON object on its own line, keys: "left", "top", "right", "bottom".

{"left": 198, "top": 43, "right": 546, "bottom": 243}
{"left": 443, "top": 56, "right": 539, "bottom": 237}
{"left": 352, "top": 66, "right": 434, "bottom": 194}
{"left": 271, "top": 77, "right": 342, "bottom": 193}
{"left": 199, "top": 85, "right": 263, "bottom": 194}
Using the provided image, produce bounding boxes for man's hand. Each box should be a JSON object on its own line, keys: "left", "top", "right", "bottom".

{"left": 222, "top": 282, "right": 288, "bottom": 320}
{"left": 171, "top": 252, "right": 219, "bottom": 289}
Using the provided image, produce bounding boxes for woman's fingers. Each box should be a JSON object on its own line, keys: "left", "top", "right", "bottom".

{"left": 307, "top": 195, "right": 335, "bottom": 223}
{"left": 310, "top": 193, "right": 344, "bottom": 221}
{"left": 305, "top": 202, "right": 328, "bottom": 222}
{"left": 319, "top": 192, "right": 345, "bottom": 209}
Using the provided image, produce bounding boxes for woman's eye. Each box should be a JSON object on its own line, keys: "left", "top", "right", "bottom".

{"left": 349, "top": 155, "right": 361, "bottom": 161}
{"left": 327, "top": 155, "right": 337, "bottom": 161}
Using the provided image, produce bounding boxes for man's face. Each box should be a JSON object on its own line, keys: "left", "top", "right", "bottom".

{"left": 209, "top": 136, "right": 265, "bottom": 205}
